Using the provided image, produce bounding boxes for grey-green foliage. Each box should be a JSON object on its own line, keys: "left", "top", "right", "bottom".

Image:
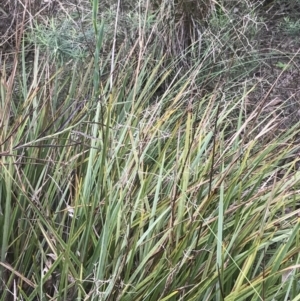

{"left": 27, "top": 5, "right": 157, "bottom": 63}
{"left": 27, "top": 17, "right": 93, "bottom": 61}
{"left": 281, "top": 16, "right": 300, "bottom": 36}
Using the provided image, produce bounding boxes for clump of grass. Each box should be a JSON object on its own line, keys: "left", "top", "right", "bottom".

{"left": 1, "top": 0, "right": 300, "bottom": 300}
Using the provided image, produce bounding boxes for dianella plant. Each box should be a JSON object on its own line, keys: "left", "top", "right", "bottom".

{"left": 0, "top": 0, "right": 300, "bottom": 300}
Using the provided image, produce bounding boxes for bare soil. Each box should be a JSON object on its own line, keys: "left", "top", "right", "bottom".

{"left": 250, "top": 1, "right": 300, "bottom": 129}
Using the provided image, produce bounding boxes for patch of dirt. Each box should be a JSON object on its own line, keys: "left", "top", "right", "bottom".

{"left": 248, "top": 1, "right": 300, "bottom": 130}
{"left": 0, "top": 7, "right": 17, "bottom": 54}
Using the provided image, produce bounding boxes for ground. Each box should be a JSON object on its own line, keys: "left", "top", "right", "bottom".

{"left": 253, "top": 1, "right": 300, "bottom": 130}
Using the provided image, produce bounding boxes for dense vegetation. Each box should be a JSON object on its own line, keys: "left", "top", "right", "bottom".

{"left": 1, "top": 0, "right": 300, "bottom": 300}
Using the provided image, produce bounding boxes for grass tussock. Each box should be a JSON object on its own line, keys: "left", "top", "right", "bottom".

{"left": 1, "top": 0, "right": 300, "bottom": 300}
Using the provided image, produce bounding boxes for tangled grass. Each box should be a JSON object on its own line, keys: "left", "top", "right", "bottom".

{"left": 1, "top": 0, "right": 300, "bottom": 300}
